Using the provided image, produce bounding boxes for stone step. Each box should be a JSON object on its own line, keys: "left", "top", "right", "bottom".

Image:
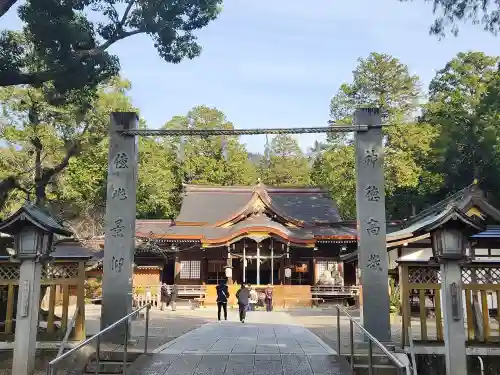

{"left": 353, "top": 364, "right": 401, "bottom": 375}
{"left": 84, "top": 359, "right": 135, "bottom": 374}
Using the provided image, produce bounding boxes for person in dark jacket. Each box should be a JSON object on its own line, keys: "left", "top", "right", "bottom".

{"left": 168, "top": 284, "right": 178, "bottom": 311}
{"left": 236, "top": 283, "right": 250, "bottom": 323}
{"left": 216, "top": 278, "right": 229, "bottom": 321}
{"left": 160, "top": 283, "right": 169, "bottom": 311}
{"left": 264, "top": 284, "right": 273, "bottom": 312}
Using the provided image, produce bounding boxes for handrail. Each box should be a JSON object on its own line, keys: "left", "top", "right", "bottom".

{"left": 335, "top": 305, "right": 412, "bottom": 375}
{"left": 47, "top": 303, "right": 152, "bottom": 375}
{"left": 56, "top": 306, "right": 79, "bottom": 358}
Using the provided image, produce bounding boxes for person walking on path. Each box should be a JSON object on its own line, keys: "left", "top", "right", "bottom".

{"left": 168, "top": 283, "right": 178, "bottom": 311}
{"left": 264, "top": 284, "right": 273, "bottom": 312}
{"left": 236, "top": 283, "right": 250, "bottom": 323}
{"left": 216, "top": 278, "right": 229, "bottom": 321}
{"left": 160, "top": 283, "right": 169, "bottom": 311}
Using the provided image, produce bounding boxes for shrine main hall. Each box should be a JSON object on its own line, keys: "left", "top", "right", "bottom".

{"left": 130, "top": 183, "right": 359, "bottom": 287}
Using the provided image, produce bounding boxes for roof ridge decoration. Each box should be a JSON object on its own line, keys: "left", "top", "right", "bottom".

{"left": 182, "top": 183, "right": 330, "bottom": 194}
{"left": 213, "top": 185, "right": 307, "bottom": 228}
{"left": 406, "top": 182, "right": 480, "bottom": 225}
{"left": 387, "top": 204, "right": 484, "bottom": 244}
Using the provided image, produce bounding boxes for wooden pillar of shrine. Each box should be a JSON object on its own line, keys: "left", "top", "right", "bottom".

{"left": 174, "top": 256, "right": 181, "bottom": 283}
{"left": 201, "top": 257, "right": 208, "bottom": 284}
{"left": 310, "top": 258, "right": 317, "bottom": 285}
{"left": 226, "top": 247, "right": 233, "bottom": 284}
{"left": 285, "top": 244, "right": 291, "bottom": 285}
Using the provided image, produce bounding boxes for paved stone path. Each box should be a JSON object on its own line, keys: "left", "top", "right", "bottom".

{"left": 128, "top": 311, "right": 349, "bottom": 375}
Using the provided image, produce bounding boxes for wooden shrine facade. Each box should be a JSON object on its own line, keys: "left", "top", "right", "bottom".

{"left": 132, "top": 184, "right": 359, "bottom": 286}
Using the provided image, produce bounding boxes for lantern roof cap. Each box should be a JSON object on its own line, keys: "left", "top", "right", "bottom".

{"left": 424, "top": 205, "right": 484, "bottom": 233}
{"left": 0, "top": 203, "right": 72, "bottom": 236}
{"left": 388, "top": 205, "right": 484, "bottom": 241}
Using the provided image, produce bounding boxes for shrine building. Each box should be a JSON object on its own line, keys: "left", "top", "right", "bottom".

{"left": 85, "top": 181, "right": 500, "bottom": 291}
{"left": 88, "top": 183, "right": 360, "bottom": 287}
{"left": 136, "top": 183, "right": 359, "bottom": 286}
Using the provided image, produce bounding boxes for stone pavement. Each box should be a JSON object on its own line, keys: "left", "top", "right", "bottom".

{"left": 127, "top": 311, "right": 350, "bottom": 375}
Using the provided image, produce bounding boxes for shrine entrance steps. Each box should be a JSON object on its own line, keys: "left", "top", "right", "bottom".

{"left": 127, "top": 312, "right": 351, "bottom": 375}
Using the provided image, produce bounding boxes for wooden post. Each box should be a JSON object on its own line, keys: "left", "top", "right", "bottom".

{"left": 399, "top": 264, "right": 410, "bottom": 348}
{"left": 227, "top": 248, "right": 233, "bottom": 284}
{"left": 74, "top": 261, "right": 86, "bottom": 340}
{"left": 311, "top": 258, "right": 316, "bottom": 285}
{"left": 270, "top": 241, "right": 274, "bottom": 285}
{"left": 61, "top": 284, "right": 70, "bottom": 332}
{"left": 5, "top": 283, "right": 15, "bottom": 334}
{"left": 174, "top": 256, "right": 181, "bottom": 283}
{"left": 242, "top": 245, "right": 246, "bottom": 283}
{"left": 47, "top": 285, "right": 57, "bottom": 334}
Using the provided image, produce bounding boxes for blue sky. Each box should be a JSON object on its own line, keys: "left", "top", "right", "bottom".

{"left": 3, "top": 0, "right": 500, "bottom": 153}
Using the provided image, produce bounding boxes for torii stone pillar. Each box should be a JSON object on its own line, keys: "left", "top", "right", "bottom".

{"left": 354, "top": 108, "right": 391, "bottom": 342}
{"left": 101, "top": 112, "right": 138, "bottom": 342}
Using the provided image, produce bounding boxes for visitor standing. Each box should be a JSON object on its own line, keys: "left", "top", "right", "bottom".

{"left": 249, "top": 286, "right": 258, "bottom": 311}
{"left": 160, "top": 283, "right": 169, "bottom": 311}
{"left": 168, "top": 283, "right": 178, "bottom": 311}
{"left": 264, "top": 284, "right": 273, "bottom": 312}
{"left": 236, "top": 283, "right": 250, "bottom": 323}
{"left": 216, "top": 278, "right": 229, "bottom": 321}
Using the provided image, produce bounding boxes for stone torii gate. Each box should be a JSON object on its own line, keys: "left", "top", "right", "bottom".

{"left": 100, "top": 108, "right": 390, "bottom": 343}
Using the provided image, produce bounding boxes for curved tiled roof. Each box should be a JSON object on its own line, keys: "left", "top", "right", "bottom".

{"left": 175, "top": 184, "right": 342, "bottom": 225}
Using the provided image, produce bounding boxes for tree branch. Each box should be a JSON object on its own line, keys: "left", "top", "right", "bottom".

{"left": 0, "top": 176, "right": 30, "bottom": 211}
{"left": 0, "top": 28, "right": 145, "bottom": 87}
{"left": 0, "top": 0, "right": 18, "bottom": 18}
{"left": 37, "top": 120, "right": 92, "bottom": 189}
{"left": 119, "top": 0, "right": 136, "bottom": 31}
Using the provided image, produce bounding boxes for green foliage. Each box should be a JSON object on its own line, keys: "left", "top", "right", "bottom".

{"left": 400, "top": 0, "right": 500, "bottom": 37}
{"left": 164, "top": 106, "right": 258, "bottom": 186}
{"left": 389, "top": 278, "right": 401, "bottom": 314}
{"left": 424, "top": 52, "right": 500, "bottom": 198}
{"left": 259, "top": 134, "right": 311, "bottom": 186}
{"left": 0, "top": 76, "right": 137, "bottom": 226}
{"left": 0, "top": 0, "right": 222, "bottom": 90}
{"left": 85, "top": 277, "right": 102, "bottom": 303}
{"left": 136, "top": 137, "right": 182, "bottom": 219}
{"left": 314, "top": 52, "right": 442, "bottom": 219}
{"left": 311, "top": 145, "right": 356, "bottom": 218}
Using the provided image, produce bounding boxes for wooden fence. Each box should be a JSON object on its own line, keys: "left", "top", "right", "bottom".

{"left": 400, "top": 262, "right": 500, "bottom": 347}
{"left": 0, "top": 261, "right": 86, "bottom": 342}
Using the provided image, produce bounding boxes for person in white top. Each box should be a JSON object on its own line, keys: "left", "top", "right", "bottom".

{"left": 249, "top": 286, "right": 258, "bottom": 311}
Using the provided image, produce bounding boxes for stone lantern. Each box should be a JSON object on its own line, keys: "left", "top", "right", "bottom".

{"left": 0, "top": 203, "right": 72, "bottom": 261}
{"left": 0, "top": 203, "right": 72, "bottom": 375}
{"left": 431, "top": 227, "right": 468, "bottom": 261}
{"left": 427, "top": 207, "right": 482, "bottom": 375}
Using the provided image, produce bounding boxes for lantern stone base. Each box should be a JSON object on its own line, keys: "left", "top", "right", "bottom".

{"left": 441, "top": 261, "right": 467, "bottom": 375}
{"left": 12, "top": 260, "right": 43, "bottom": 375}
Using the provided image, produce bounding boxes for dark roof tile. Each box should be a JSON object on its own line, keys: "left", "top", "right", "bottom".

{"left": 175, "top": 184, "right": 342, "bottom": 224}
{"left": 176, "top": 189, "right": 253, "bottom": 223}
{"left": 51, "top": 239, "right": 94, "bottom": 259}
{"left": 136, "top": 219, "right": 173, "bottom": 234}
{"left": 268, "top": 191, "right": 342, "bottom": 223}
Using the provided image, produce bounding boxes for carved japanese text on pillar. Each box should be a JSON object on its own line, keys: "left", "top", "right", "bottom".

{"left": 363, "top": 148, "right": 379, "bottom": 168}
{"left": 364, "top": 185, "right": 381, "bottom": 202}
{"left": 367, "top": 254, "right": 382, "bottom": 272}
{"left": 111, "top": 186, "right": 128, "bottom": 200}
{"left": 113, "top": 152, "right": 129, "bottom": 169}
{"left": 111, "top": 256, "right": 124, "bottom": 273}
{"left": 110, "top": 218, "right": 125, "bottom": 237}
{"left": 365, "top": 217, "right": 380, "bottom": 236}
